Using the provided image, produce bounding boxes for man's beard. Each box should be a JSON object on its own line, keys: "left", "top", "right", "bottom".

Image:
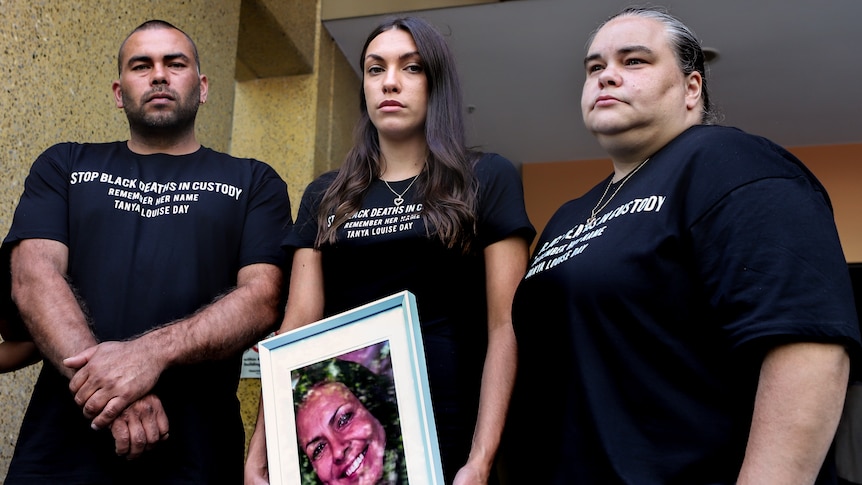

{"left": 123, "top": 83, "right": 201, "bottom": 134}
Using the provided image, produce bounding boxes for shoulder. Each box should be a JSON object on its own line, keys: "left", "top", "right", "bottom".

{"left": 29, "top": 141, "right": 125, "bottom": 173}
{"left": 313, "top": 170, "right": 339, "bottom": 185}
{"left": 661, "top": 125, "right": 829, "bottom": 215}
{"left": 472, "top": 152, "right": 521, "bottom": 185}
{"left": 296, "top": 170, "right": 338, "bottom": 205}
{"left": 473, "top": 152, "right": 518, "bottom": 173}
{"left": 39, "top": 141, "right": 123, "bottom": 158}
{"left": 662, "top": 125, "right": 816, "bottom": 185}
{"left": 198, "top": 147, "right": 286, "bottom": 180}
{"left": 671, "top": 125, "right": 799, "bottom": 167}
{"left": 198, "top": 146, "right": 271, "bottom": 169}
{"left": 305, "top": 170, "right": 339, "bottom": 192}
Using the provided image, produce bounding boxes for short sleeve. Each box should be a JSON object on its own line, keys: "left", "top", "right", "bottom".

{"left": 283, "top": 172, "right": 336, "bottom": 250}
{"left": 692, "top": 175, "right": 861, "bottom": 350}
{"left": 239, "top": 162, "right": 293, "bottom": 268}
{"left": 474, "top": 153, "right": 536, "bottom": 248}
{"left": 3, "top": 143, "right": 75, "bottom": 247}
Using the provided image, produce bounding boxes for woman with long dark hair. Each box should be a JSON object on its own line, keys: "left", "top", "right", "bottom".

{"left": 245, "top": 16, "right": 534, "bottom": 485}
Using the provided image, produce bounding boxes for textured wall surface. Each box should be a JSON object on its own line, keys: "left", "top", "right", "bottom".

{"left": 0, "top": 0, "right": 359, "bottom": 479}
{"left": 230, "top": 0, "right": 360, "bottom": 455}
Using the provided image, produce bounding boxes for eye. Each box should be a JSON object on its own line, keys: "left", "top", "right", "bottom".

{"left": 336, "top": 411, "right": 353, "bottom": 429}
{"left": 310, "top": 442, "right": 326, "bottom": 461}
{"left": 586, "top": 63, "right": 603, "bottom": 74}
{"left": 366, "top": 65, "right": 384, "bottom": 75}
{"left": 625, "top": 58, "right": 646, "bottom": 66}
{"left": 131, "top": 64, "right": 150, "bottom": 71}
{"left": 405, "top": 63, "right": 424, "bottom": 73}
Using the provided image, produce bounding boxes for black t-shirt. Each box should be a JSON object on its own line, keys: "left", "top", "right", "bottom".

{"left": 285, "top": 152, "right": 535, "bottom": 479}
{"left": 505, "top": 125, "right": 862, "bottom": 484}
{"left": 4, "top": 141, "right": 292, "bottom": 485}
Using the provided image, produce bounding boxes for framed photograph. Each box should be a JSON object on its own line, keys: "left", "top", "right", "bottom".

{"left": 259, "top": 290, "right": 444, "bottom": 484}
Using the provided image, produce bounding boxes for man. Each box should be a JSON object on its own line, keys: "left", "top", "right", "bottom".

{"left": 504, "top": 6, "right": 860, "bottom": 484}
{"left": 3, "top": 20, "right": 291, "bottom": 484}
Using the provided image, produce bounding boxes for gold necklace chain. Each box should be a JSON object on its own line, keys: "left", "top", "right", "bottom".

{"left": 587, "top": 157, "right": 650, "bottom": 225}
{"left": 382, "top": 175, "right": 420, "bottom": 206}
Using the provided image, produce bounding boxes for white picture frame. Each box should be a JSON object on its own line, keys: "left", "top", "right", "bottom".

{"left": 258, "top": 290, "right": 444, "bottom": 484}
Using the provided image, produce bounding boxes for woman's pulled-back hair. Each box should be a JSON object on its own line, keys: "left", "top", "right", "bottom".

{"left": 315, "top": 16, "right": 480, "bottom": 253}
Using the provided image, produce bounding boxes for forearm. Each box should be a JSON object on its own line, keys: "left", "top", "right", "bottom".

{"left": 466, "top": 324, "right": 517, "bottom": 474}
{"left": 140, "top": 263, "right": 282, "bottom": 369}
{"left": 65, "top": 264, "right": 280, "bottom": 430}
{"left": 738, "top": 342, "right": 850, "bottom": 484}
{"left": 10, "top": 239, "right": 95, "bottom": 378}
{"left": 463, "top": 236, "right": 528, "bottom": 475}
{"left": 0, "top": 341, "right": 40, "bottom": 372}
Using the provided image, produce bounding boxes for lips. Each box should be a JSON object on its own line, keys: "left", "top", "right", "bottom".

{"left": 341, "top": 445, "right": 367, "bottom": 478}
{"left": 378, "top": 99, "right": 403, "bottom": 108}
{"left": 146, "top": 90, "right": 176, "bottom": 103}
{"left": 594, "top": 95, "right": 621, "bottom": 108}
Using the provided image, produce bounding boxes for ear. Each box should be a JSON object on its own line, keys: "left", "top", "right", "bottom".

{"left": 112, "top": 80, "right": 124, "bottom": 109}
{"left": 684, "top": 70, "right": 703, "bottom": 112}
{"left": 198, "top": 74, "right": 209, "bottom": 104}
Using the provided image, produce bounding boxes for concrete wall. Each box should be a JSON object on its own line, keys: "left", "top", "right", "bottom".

{"left": 0, "top": 0, "right": 359, "bottom": 479}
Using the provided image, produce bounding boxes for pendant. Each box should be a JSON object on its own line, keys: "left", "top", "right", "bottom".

{"left": 394, "top": 197, "right": 404, "bottom": 206}
{"left": 586, "top": 217, "right": 596, "bottom": 225}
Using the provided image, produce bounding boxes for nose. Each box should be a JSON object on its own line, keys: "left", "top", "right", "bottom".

{"left": 598, "top": 65, "right": 620, "bottom": 87}
{"left": 382, "top": 69, "right": 400, "bottom": 93}
{"left": 330, "top": 436, "right": 350, "bottom": 464}
{"left": 151, "top": 63, "right": 168, "bottom": 85}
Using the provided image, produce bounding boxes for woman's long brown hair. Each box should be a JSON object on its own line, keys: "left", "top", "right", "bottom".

{"left": 315, "top": 16, "right": 480, "bottom": 253}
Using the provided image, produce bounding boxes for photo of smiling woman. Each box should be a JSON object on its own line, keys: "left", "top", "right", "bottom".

{"left": 292, "top": 344, "right": 407, "bottom": 484}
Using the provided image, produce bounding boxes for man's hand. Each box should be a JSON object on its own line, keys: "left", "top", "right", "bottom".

{"left": 110, "top": 394, "right": 170, "bottom": 460}
{"left": 65, "top": 340, "right": 163, "bottom": 430}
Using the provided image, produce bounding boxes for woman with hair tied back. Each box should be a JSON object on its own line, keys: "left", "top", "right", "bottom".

{"left": 503, "top": 6, "right": 861, "bottom": 485}
{"left": 245, "top": 15, "right": 535, "bottom": 485}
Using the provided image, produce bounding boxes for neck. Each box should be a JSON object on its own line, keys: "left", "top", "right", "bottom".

{"left": 126, "top": 121, "right": 201, "bottom": 155}
{"left": 127, "top": 133, "right": 201, "bottom": 156}
{"left": 378, "top": 135, "right": 427, "bottom": 181}
{"left": 596, "top": 122, "right": 697, "bottom": 181}
{"left": 610, "top": 156, "right": 650, "bottom": 182}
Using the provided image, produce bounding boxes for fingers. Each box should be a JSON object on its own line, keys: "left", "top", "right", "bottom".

{"left": 110, "top": 395, "right": 170, "bottom": 460}
{"left": 68, "top": 366, "right": 87, "bottom": 393}
{"left": 64, "top": 345, "right": 96, "bottom": 372}
{"left": 90, "top": 395, "right": 127, "bottom": 430}
{"left": 70, "top": 367, "right": 99, "bottom": 414}
{"left": 139, "top": 395, "right": 170, "bottom": 445}
{"left": 124, "top": 411, "right": 147, "bottom": 460}
{"left": 111, "top": 418, "right": 131, "bottom": 457}
{"left": 66, "top": 341, "right": 158, "bottom": 428}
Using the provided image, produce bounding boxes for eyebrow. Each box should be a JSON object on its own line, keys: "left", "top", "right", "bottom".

{"left": 583, "top": 45, "right": 654, "bottom": 67}
{"left": 364, "top": 50, "right": 421, "bottom": 64}
{"left": 126, "top": 53, "right": 191, "bottom": 67}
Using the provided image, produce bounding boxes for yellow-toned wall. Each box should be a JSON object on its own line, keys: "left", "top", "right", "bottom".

{"left": 522, "top": 143, "right": 862, "bottom": 262}
{"left": 0, "top": 0, "right": 359, "bottom": 479}
{"left": 230, "top": 0, "right": 359, "bottom": 455}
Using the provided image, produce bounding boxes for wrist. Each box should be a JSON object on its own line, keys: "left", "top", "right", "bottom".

{"left": 136, "top": 327, "right": 174, "bottom": 370}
